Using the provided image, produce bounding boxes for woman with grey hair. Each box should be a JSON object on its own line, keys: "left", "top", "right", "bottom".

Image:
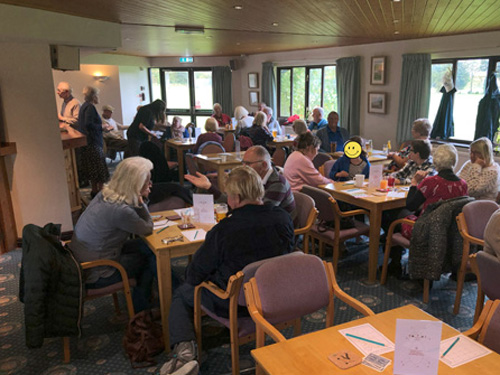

{"left": 234, "top": 105, "right": 254, "bottom": 136}
{"left": 78, "top": 85, "right": 109, "bottom": 198}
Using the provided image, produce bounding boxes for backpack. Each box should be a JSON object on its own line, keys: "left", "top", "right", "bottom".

{"left": 123, "top": 309, "right": 164, "bottom": 368}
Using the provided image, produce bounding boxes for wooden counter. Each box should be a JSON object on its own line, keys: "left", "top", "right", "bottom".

{"left": 0, "top": 142, "right": 17, "bottom": 253}
{"left": 60, "top": 127, "right": 86, "bottom": 212}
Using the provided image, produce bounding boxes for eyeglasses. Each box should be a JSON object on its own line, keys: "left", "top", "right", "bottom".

{"left": 242, "top": 160, "right": 264, "bottom": 165}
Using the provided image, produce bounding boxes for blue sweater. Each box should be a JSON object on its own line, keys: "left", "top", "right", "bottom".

{"left": 329, "top": 154, "right": 371, "bottom": 181}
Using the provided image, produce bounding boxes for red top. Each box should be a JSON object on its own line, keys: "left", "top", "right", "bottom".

{"left": 418, "top": 175, "right": 468, "bottom": 212}
{"left": 212, "top": 113, "right": 231, "bottom": 128}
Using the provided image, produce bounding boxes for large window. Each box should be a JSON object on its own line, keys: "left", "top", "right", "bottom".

{"left": 277, "top": 65, "right": 337, "bottom": 119}
{"left": 430, "top": 57, "right": 499, "bottom": 142}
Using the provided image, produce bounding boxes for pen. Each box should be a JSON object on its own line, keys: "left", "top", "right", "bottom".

{"left": 156, "top": 220, "right": 170, "bottom": 235}
{"left": 194, "top": 230, "right": 199, "bottom": 239}
{"left": 441, "top": 337, "right": 460, "bottom": 358}
{"left": 345, "top": 333, "right": 385, "bottom": 346}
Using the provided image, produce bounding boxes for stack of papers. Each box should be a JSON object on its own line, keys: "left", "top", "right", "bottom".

{"left": 339, "top": 323, "right": 395, "bottom": 356}
{"left": 439, "top": 335, "right": 492, "bottom": 368}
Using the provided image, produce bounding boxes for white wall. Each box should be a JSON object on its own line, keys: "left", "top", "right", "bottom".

{"left": 118, "top": 66, "right": 150, "bottom": 125}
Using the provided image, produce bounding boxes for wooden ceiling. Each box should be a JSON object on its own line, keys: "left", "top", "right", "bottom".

{"left": 4, "top": 0, "right": 500, "bottom": 57}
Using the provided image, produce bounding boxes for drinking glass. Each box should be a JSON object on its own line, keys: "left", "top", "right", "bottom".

{"left": 215, "top": 203, "right": 228, "bottom": 222}
{"left": 382, "top": 144, "right": 389, "bottom": 155}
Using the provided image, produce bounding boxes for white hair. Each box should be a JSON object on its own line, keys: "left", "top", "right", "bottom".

{"left": 263, "top": 106, "right": 273, "bottom": 116}
{"left": 313, "top": 106, "right": 324, "bottom": 117}
{"left": 234, "top": 106, "right": 249, "bottom": 120}
{"left": 83, "top": 86, "right": 99, "bottom": 102}
{"left": 433, "top": 144, "right": 458, "bottom": 171}
{"left": 57, "top": 81, "right": 72, "bottom": 94}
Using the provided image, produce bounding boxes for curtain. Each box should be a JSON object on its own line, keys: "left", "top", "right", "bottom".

{"left": 431, "top": 86, "right": 457, "bottom": 139}
{"left": 474, "top": 74, "right": 500, "bottom": 141}
{"left": 212, "top": 66, "right": 233, "bottom": 116}
{"left": 336, "top": 56, "right": 360, "bottom": 135}
{"left": 262, "top": 62, "right": 277, "bottom": 116}
{"left": 396, "top": 54, "right": 431, "bottom": 144}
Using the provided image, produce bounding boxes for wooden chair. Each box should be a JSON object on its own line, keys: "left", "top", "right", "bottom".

{"left": 199, "top": 141, "right": 225, "bottom": 155}
{"left": 272, "top": 146, "right": 286, "bottom": 167}
{"left": 470, "top": 252, "right": 500, "bottom": 323}
{"left": 222, "top": 132, "right": 235, "bottom": 152}
{"left": 292, "top": 191, "right": 318, "bottom": 253}
{"left": 320, "top": 159, "right": 336, "bottom": 177}
{"left": 312, "top": 152, "right": 333, "bottom": 170}
{"left": 64, "top": 259, "right": 135, "bottom": 362}
{"left": 464, "top": 299, "right": 500, "bottom": 354}
{"left": 454, "top": 200, "right": 499, "bottom": 314}
{"left": 243, "top": 253, "right": 374, "bottom": 374}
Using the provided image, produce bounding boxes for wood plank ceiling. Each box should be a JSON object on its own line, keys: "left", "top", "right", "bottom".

{"left": 3, "top": 0, "right": 500, "bottom": 57}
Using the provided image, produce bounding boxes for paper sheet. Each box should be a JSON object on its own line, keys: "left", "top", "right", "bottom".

{"left": 182, "top": 229, "right": 207, "bottom": 242}
{"left": 387, "top": 191, "right": 406, "bottom": 198}
{"left": 393, "top": 319, "right": 442, "bottom": 375}
{"left": 153, "top": 219, "right": 177, "bottom": 230}
{"left": 368, "top": 165, "right": 383, "bottom": 188}
{"left": 339, "top": 323, "right": 395, "bottom": 356}
{"left": 344, "top": 188, "right": 372, "bottom": 198}
{"left": 193, "top": 194, "right": 215, "bottom": 223}
{"left": 439, "top": 335, "right": 492, "bottom": 368}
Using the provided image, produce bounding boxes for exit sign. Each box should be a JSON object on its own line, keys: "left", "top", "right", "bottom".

{"left": 180, "top": 57, "right": 194, "bottom": 63}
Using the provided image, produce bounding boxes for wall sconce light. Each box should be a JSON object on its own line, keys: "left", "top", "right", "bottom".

{"left": 93, "top": 72, "right": 110, "bottom": 82}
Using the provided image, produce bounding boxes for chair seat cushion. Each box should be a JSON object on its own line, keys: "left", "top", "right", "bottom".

{"left": 86, "top": 279, "right": 137, "bottom": 297}
{"left": 167, "top": 161, "right": 179, "bottom": 170}
{"left": 201, "top": 305, "right": 255, "bottom": 337}
{"left": 310, "top": 221, "right": 369, "bottom": 241}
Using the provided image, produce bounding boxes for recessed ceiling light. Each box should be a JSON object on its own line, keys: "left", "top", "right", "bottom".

{"left": 394, "top": 31, "right": 400, "bottom": 34}
{"left": 393, "top": 0, "right": 401, "bottom": 2}
{"left": 393, "top": 19, "right": 399, "bottom": 24}
{"left": 236, "top": 42, "right": 241, "bottom": 45}
{"left": 233, "top": 5, "right": 243, "bottom": 10}
{"left": 272, "top": 22, "right": 279, "bottom": 27}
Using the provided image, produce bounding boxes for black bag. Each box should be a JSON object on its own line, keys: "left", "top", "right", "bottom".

{"left": 123, "top": 309, "right": 164, "bottom": 368}
{"left": 317, "top": 217, "right": 356, "bottom": 232}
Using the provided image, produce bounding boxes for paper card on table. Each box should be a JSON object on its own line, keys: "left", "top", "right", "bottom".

{"left": 368, "top": 165, "right": 383, "bottom": 189}
{"left": 439, "top": 334, "right": 491, "bottom": 368}
{"left": 193, "top": 194, "right": 215, "bottom": 223}
{"left": 393, "top": 319, "right": 442, "bottom": 375}
{"left": 153, "top": 219, "right": 177, "bottom": 229}
{"left": 182, "top": 229, "right": 206, "bottom": 242}
{"left": 387, "top": 191, "right": 406, "bottom": 198}
{"left": 344, "top": 188, "right": 372, "bottom": 198}
{"left": 339, "top": 323, "right": 395, "bottom": 356}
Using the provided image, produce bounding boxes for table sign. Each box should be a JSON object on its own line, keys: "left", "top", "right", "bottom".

{"left": 368, "top": 164, "right": 383, "bottom": 188}
{"left": 193, "top": 194, "right": 215, "bottom": 223}
{"left": 394, "top": 319, "right": 442, "bottom": 375}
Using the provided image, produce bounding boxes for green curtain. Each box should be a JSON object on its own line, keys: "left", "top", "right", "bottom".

{"left": 212, "top": 66, "right": 233, "bottom": 115}
{"left": 262, "top": 62, "right": 277, "bottom": 116}
{"left": 336, "top": 56, "right": 360, "bottom": 135}
{"left": 396, "top": 54, "right": 431, "bottom": 144}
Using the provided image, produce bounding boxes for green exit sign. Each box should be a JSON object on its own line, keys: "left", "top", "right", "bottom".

{"left": 180, "top": 57, "right": 194, "bottom": 63}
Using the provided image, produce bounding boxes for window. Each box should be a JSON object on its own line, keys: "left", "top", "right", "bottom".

{"left": 429, "top": 57, "right": 499, "bottom": 142}
{"left": 277, "top": 65, "right": 337, "bottom": 119}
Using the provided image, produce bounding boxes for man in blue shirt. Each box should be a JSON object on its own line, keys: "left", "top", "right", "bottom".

{"left": 307, "top": 107, "right": 327, "bottom": 131}
{"left": 316, "top": 111, "right": 350, "bottom": 152}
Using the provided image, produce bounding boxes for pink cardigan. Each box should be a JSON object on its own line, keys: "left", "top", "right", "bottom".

{"left": 283, "top": 151, "right": 332, "bottom": 191}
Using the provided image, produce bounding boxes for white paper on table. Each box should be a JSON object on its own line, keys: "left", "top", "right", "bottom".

{"left": 439, "top": 334, "right": 491, "bottom": 368}
{"left": 182, "top": 229, "right": 207, "bottom": 242}
{"left": 339, "top": 323, "right": 395, "bottom": 356}
{"left": 344, "top": 188, "right": 372, "bottom": 198}
{"left": 387, "top": 191, "right": 406, "bottom": 198}
{"left": 173, "top": 208, "right": 193, "bottom": 216}
{"left": 369, "top": 165, "right": 383, "bottom": 188}
{"left": 153, "top": 219, "right": 177, "bottom": 230}
{"left": 393, "top": 319, "right": 442, "bottom": 375}
{"left": 193, "top": 194, "right": 215, "bottom": 224}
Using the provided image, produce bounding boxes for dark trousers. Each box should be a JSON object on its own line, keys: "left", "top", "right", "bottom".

{"left": 86, "top": 239, "right": 157, "bottom": 313}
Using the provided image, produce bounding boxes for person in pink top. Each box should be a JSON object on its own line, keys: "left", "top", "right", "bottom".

{"left": 283, "top": 132, "right": 333, "bottom": 191}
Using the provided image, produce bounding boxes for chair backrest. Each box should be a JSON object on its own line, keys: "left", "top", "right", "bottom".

{"left": 238, "top": 135, "right": 253, "bottom": 151}
{"left": 272, "top": 147, "right": 286, "bottom": 167}
{"left": 463, "top": 200, "right": 499, "bottom": 239}
{"left": 313, "top": 152, "right": 333, "bottom": 170}
{"left": 300, "top": 185, "right": 337, "bottom": 222}
{"left": 292, "top": 191, "right": 316, "bottom": 230}
{"left": 322, "top": 159, "right": 336, "bottom": 178}
{"left": 185, "top": 153, "right": 199, "bottom": 175}
{"left": 476, "top": 251, "right": 500, "bottom": 301}
{"left": 139, "top": 141, "right": 171, "bottom": 183}
{"left": 222, "top": 133, "right": 235, "bottom": 152}
{"left": 478, "top": 299, "right": 500, "bottom": 354}
{"left": 149, "top": 196, "right": 187, "bottom": 211}
{"left": 199, "top": 141, "right": 225, "bottom": 155}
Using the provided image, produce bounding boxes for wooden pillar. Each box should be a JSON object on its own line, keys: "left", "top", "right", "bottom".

{"left": 0, "top": 142, "right": 17, "bottom": 253}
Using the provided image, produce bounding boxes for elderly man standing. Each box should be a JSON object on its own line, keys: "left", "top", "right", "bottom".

{"left": 57, "top": 82, "right": 80, "bottom": 129}
{"left": 160, "top": 166, "right": 294, "bottom": 375}
{"left": 307, "top": 106, "right": 327, "bottom": 131}
{"left": 263, "top": 106, "right": 283, "bottom": 136}
{"left": 316, "top": 111, "right": 350, "bottom": 152}
{"left": 211, "top": 103, "right": 231, "bottom": 128}
{"left": 185, "top": 145, "right": 295, "bottom": 215}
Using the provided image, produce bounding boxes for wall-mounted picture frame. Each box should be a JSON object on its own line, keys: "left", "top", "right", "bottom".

{"left": 249, "top": 91, "right": 260, "bottom": 106}
{"left": 368, "top": 92, "right": 386, "bottom": 114}
{"left": 371, "top": 56, "right": 386, "bottom": 85}
{"left": 248, "top": 72, "right": 259, "bottom": 89}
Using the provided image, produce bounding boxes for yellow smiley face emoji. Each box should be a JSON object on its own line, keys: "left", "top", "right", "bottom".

{"left": 343, "top": 141, "right": 362, "bottom": 159}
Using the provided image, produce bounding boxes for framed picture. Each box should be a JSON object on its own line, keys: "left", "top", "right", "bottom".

{"left": 371, "top": 56, "right": 386, "bottom": 85}
{"left": 368, "top": 92, "right": 386, "bottom": 114}
{"left": 248, "top": 72, "right": 259, "bottom": 89}
{"left": 249, "top": 91, "right": 260, "bottom": 106}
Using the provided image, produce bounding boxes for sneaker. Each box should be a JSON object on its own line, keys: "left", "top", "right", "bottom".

{"left": 160, "top": 340, "right": 198, "bottom": 375}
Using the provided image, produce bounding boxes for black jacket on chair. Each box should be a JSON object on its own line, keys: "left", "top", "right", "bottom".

{"left": 19, "top": 223, "right": 83, "bottom": 348}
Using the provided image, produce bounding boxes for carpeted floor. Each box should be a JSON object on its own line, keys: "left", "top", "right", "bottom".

{"left": 0, "top": 237, "right": 479, "bottom": 375}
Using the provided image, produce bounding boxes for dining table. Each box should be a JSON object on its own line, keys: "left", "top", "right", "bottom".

{"left": 194, "top": 151, "right": 245, "bottom": 191}
{"left": 320, "top": 181, "right": 407, "bottom": 283}
{"left": 142, "top": 209, "right": 215, "bottom": 351}
{"left": 251, "top": 304, "right": 500, "bottom": 375}
{"left": 164, "top": 138, "right": 197, "bottom": 185}
{"left": 330, "top": 150, "right": 390, "bottom": 166}
{"left": 268, "top": 136, "right": 295, "bottom": 148}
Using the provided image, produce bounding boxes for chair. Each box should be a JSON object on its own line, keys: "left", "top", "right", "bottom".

{"left": 464, "top": 299, "right": 500, "bottom": 354}
{"left": 470, "top": 252, "right": 500, "bottom": 323}
{"left": 64, "top": 259, "right": 136, "bottom": 362}
{"left": 185, "top": 153, "right": 199, "bottom": 175}
{"left": 193, "top": 252, "right": 304, "bottom": 375}
{"left": 292, "top": 191, "right": 318, "bottom": 253}
{"left": 199, "top": 141, "right": 225, "bottom": 155}
{"left": 222, "top": 132, "right": 235, "bottom": 152}
{"left": 313, "top": 152, "right": 333, "bottom": 170}
{"left": 320, "top": 159, "right": 336, "bottom": 177}
{"left": 301, "top": 185, "right": 370, "bottom": 272}
{"left": 238, "top": 135, "right": 253, "bottom": 151}
{"left": 454, "top": 200, "right": 499, "bottom": 314}
{"left": 272, "top": 146, "right": 286, "bottom": 167}
{"left": 139, "top": 141, "right": 176, "bottom": 183}
{"left": 243, "top": 253, "right": 374, "bottom": 357}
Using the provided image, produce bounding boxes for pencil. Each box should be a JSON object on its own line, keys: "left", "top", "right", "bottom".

{"left": 156, "top": 220, "right": 170, "bottom": 235}
{"left": 345, "top": 333, "right": 385, "bottom": 346}
{"left": 194, "top": 230, "right": 199, "bottom": 239}
{"left": 442, "top": 337, "right": 460, "bottom": 358}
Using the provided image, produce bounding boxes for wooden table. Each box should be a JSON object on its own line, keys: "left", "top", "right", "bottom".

{"left": 320, "top": 182, "right": 407, "bottom": 282}
{"left": 142, "top": 210, "right": 215, "bottom": 351}
{"left": 194, "top": 152, "right": 244, "bottom": 191}
{"left": 217, "top": 127, "right": 236, "bottom": 139}
{"left": 268, "top": 136, "right": 295, "bottom": 148}
{"left": 252, "top": 304, "right": 500, "bottom": 375}
{"left": 165, "top": 139, "right": 196, "bottom": 185}
{"left": 329, "top": 150, "right": 390, "bottom": 166}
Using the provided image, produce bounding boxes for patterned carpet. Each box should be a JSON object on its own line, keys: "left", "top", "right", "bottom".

{"left": 0, "top": 237, "right": 479, "bottom": 375}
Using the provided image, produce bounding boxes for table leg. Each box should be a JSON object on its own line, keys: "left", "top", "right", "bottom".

{"left": 368, "top": 207, "right": 382, "bottom": 283}
{"left": 156, "top": 250, "right": 172, "bottom": 352}
{"left": 217, "top": 165, "right": 225, "bottom": 192}
{"left": 165, "top": 143, "right": 171, "bottom": 161}
{"left": 177, "top": 148, "right": 185, "bottom": 185}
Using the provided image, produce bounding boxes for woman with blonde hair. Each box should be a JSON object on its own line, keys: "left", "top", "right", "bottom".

{"left": 246, "top": 111, "right": 274, "bottom": 149}
{"left": 69, "top": 157, "right": 156, "bottom": 312}
{"left": 192, "top": 117, "right": 223, "bottom": 153}
{"left": 458, "top": 137, "right": 500, "bottom": 200}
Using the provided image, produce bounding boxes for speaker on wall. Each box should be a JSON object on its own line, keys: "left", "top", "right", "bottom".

{"left": 50, "top": 45, "right": 80, "bottom": 71}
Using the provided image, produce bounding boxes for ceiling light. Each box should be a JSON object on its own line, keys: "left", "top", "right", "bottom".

{"left": 175, "top": 25, "right": 205, "bottom": 35}
{"left": 393, "top": 0, "right": 401, "bottom": 2}
{"left": 393, "top": 19, "right": 399, "bottom": 24}
{"left": 394, "top": 31, "right": 400, "bottom": 34}
{"left": 272, "top": 22, "right": 279, "bottom": 27}
{"left": 236, "top": 42, "right": 241, "bottom": 45}
{"left": 233, "top": 5, "right": 243, "bottom": 10}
